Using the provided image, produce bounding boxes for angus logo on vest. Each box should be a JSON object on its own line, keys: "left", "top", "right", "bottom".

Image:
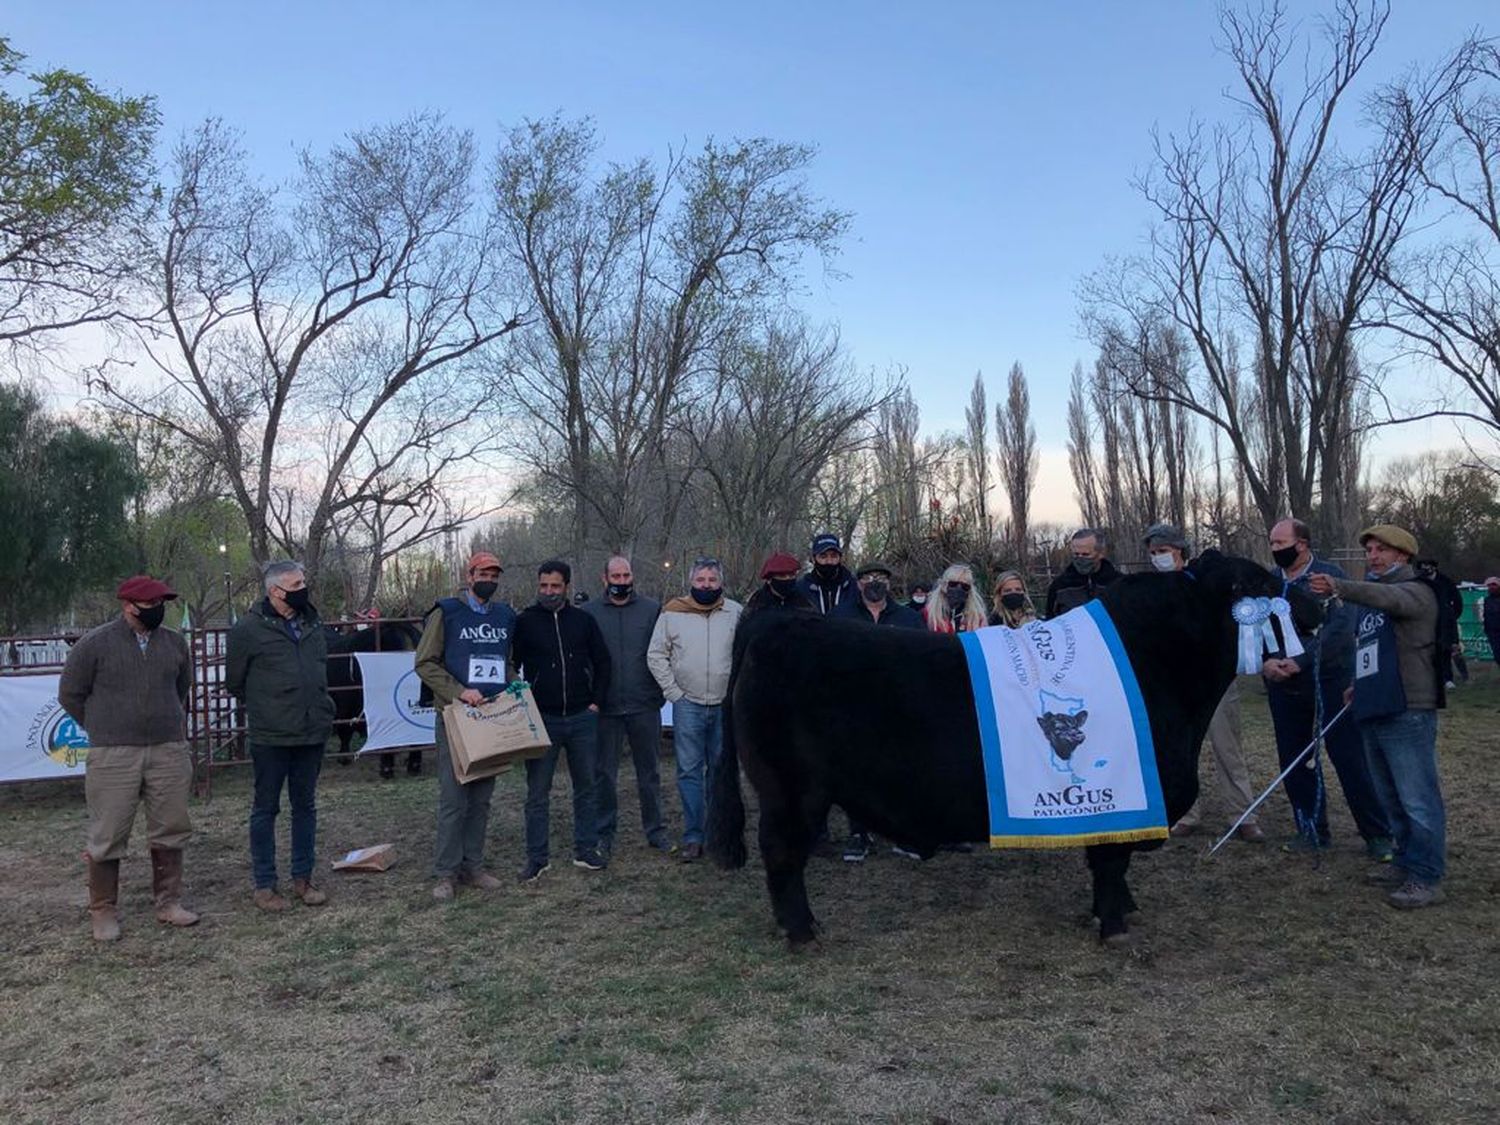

{"left": 456, "top": 623, "right": 509, "bottom": 643}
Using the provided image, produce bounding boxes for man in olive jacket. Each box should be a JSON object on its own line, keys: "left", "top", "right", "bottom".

{"left": 226, "top": 561, "right": 336, "bottom": 911}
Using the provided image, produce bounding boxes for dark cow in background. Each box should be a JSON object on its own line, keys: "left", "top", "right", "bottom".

{"left": 708, "top": 552, "right": 1321, "bottom": 946}
{"left": 326, "top": 621, "right": 424, "bottom": 777}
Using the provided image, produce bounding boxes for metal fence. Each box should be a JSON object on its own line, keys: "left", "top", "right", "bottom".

{"left": 0, "top": 617, "right": 427, "bottom": 794}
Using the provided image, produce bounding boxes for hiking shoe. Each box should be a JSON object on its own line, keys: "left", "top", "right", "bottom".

{"left": 431, "top": 878, "right": 455, "bottom": 901}
{"left": 646, "top": 836, "right": 673, "bottom": 853}
{"left": 253, "top": 887, "right": 289, "bottom": 913}
{"left": 573, "top": 850, "right": 607, "bottom": 871}
{"left": 1388, "top": 880, "right": 1445, "bottom": 910}
{"left": 1365, "top": 865, "right": 1406, "bottom": 887}
{"left": 677, "top": 842, "right": 705, "bottom": 863}
{"left": 842, "top": 832, "right": 872, "bottom": 863}
{"left": 292, "top": 878, "right": 328, "bottom": 906}
{"left": 1169, "top": 822, "right": 1198, "bottom": 838}
{"left": 518, "top": 860, "right": 550, "bottom": 885}
{"left": 1235, "top": 822, "right": 1266, "bottom": 843}
{"left": 457, "top": 869, "right": 502, "bottom": 891}
{"left": 1365, "top": 836, "right": 1395, "bottom": 863}
{"left": 891, "top": 844, "right": 922, "bottom": 860}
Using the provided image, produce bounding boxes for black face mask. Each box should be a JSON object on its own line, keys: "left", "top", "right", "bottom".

{"left": 944, "top": 586, "right": 968, "bottom": 612}
{"left": 472, "top": 580, "right": 498, "bottom": 602}
{"left": 862, "top": 580, "right": 889, "bottom": 604}
{"left": 769, "top": 578, "right": 799, "bottom": 600}
{"left": 538, "top": 592, "right": 566, "bottom": 611}
{"left": 814, "top": 561, "right": 842, "bottom": 584}
{"left": 1271, "top": 545, "right": 1300, "bottom": 570}
{"left": 1000, "top": 592, "right": 1028, "bottom": 611}
{"left": 134, "top": 603, "right": 166, "bottom": 631}
{"left": 607, "top": 582, "right": 632, "bottom": 600}
{"left": 690, "top": 586, "right": 722, "bottom": 607}
{"left": 282, "top": 587, "right": 311, "bottom": 613}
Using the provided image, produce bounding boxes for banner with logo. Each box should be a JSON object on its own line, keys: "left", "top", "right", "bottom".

{"left": 958, "top": 600, "right": 1167, "bottom": 848}
{"left": 352, "top": 652, "right": 435, "bottom": 753}
{"left": 0, "top": 674, "right": 89, "bottom": 783}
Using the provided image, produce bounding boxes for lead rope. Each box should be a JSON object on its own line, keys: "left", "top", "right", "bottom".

{"left": 1292, "top": 577, "right": 1328, "bottom": 862}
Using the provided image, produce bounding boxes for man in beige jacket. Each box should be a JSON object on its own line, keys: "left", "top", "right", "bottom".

{"left": 647, "top": 558, "right": 742, "bottom": 861}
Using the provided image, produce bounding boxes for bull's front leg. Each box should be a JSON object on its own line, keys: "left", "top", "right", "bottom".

{"left": 758, "top": 797, "right": 823, "bottom": 948}
{"left": 1085, "top": 843, "right": 1136, "bottom": 946}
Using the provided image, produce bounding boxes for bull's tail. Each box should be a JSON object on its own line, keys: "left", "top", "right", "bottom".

{"left": 707, "top": 688, "right": 747, "bottom": 869}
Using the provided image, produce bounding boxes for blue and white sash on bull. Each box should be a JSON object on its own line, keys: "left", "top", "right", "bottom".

{"left": 958, "top": 600, "right": 1168, "bottom": 848}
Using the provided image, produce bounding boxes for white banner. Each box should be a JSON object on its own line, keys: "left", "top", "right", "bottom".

{"left": 353, "top": 652, "right": 435, "bottom": 753}
{"left": 0, "top": 674, "right": 89, "bottom": 783}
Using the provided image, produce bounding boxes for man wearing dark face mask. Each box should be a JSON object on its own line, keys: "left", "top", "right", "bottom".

{"left": 1044, "top": 528, "right": 1120, "bottom": 618}
{"left": 59, "top": 575, "right": 197, "bottom": 941}
{"left": 581, "top": 556, "right": 668, "bottom": 858}
{"left": 837, "top": 562, "right": 924, "bottom": 629}
{"left": 511, "top": 560, "right": 613, "bottom": 882}
{"left": 1262, "top": 519, "right": 1392, "bottom": 858}
{"left": 795, "top": 533, "right": 858, "bottom": 615}
{"left": 414, "top": 551, "right": 516, "bottom": 899}
{"left": 648, "top": 559, "right": 744, "bottom": 860}
{"left": 745, "top": 552, "right": 817, "bottom": 614}
{"left": 227, "top": 560, "right": 337, "bottom": 911}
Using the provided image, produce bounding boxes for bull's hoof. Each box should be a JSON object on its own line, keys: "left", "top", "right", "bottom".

{"left": 1124, "top": 910, "right": 1144, "bottom": 925}
{"left": 1101, "top": 930, "right": 1134, "bottom": 948}
{"left": 787, "top": 935, "right": 823, "bottom": 954}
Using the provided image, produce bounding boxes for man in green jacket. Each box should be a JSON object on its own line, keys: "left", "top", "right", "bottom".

{"left": 227, "top": 561, "right": 337, "bottom": 911}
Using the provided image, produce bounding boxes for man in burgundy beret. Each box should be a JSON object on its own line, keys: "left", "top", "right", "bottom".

{"left": 58, "top": 576, "right": 199, "bottom": 941}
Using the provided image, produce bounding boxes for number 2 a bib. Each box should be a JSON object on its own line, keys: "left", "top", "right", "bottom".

{"left": 467, "top": 655, "right": 505, "bottom": 684}
{"left": 1352, "top": 607, "right": 1405, "bottom": 721}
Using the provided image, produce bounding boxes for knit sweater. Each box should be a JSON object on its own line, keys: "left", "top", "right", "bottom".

{"left": 57, "top": 617, "right": 192, "bottom": 746}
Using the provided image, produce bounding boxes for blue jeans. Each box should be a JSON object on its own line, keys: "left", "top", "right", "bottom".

{"left": 595, "top": 711, "right": 667, "bottom": 849}
{"left": 1267, "top": 678, "right": 1391, "bottom": 843}
{"left": 672, "top": 699, "right": 723, "bottom": 845}
{"left": 524, "top": 711, "right": 599, "bottom": 863}
{"left": 249, "top": 742, "right": 324, "bottom": 889}
{"left": 1360, "top": 710, "right": 1445, "bottom": 883}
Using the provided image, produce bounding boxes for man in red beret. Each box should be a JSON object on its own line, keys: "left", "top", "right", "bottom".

{"left": 57, "top": 576, "right": 199, "bottom": 940}
{"left": 744, "top": 551, "right": 816, "bottom": 614}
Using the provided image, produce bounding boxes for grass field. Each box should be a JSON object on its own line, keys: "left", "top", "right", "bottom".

{"left": 3, "top": 668, "right": 1498, "bottom": 1125}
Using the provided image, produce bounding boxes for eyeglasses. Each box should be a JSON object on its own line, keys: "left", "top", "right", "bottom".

{"left": 947, "top": 582, "right": 971, "bottom": 592}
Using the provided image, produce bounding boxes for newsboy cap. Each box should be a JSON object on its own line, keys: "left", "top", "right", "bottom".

{"left": 760, "top": 552, "right": 801, "bottom": 579}
{"left": 1142, "top": 523, "right": 1189, "bottom": 552}
{"left": 116, "top": 575, "right": 179, "bottom": 602}
{"left": 855, "top": 560, "right": 893, "bottom": 579}
{"left": 1357, "top": 524, "right": 1419, "bottom": 559}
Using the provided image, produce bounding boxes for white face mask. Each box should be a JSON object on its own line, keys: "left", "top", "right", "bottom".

{"left": 1150, "top": 552, "right": 1178, "bottom": 573}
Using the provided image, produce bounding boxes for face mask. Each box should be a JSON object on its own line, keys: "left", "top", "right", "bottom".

{"left": 862, "top": 580, "right": 888, "bottom": 604}
{"left": 690, "top": 586, "right": 721, "bottom": 606}
{"left": 944, "top": 586, "right": 968, "bottom": 612}
{"left": 1000, "top": 592, "right": 1027, "bottom": 611}
{"left": 606, "top": 582, "right": 632, "bottom": 600}
{"left": 472, "top": 580, "right": 499, "bottom": 602}
{"left": 911, "top": 593, "right": 928, "bottom": 606}
{"left": 135, "top": 603, "right": 166, "bottom": 630}
{"left": 282, "top": 587, "right": 311, "bottom": 612}
{"left": 814, "top": 561, "right": 841, "bottom": 583}
{"left": 538, "top": 592, "right": 566, "bottom": 611}
{"left": 1271, "top": 545, "right": 1300, "bottom": 570}
{"left": 1150, "top": 552, "right": 1177, "bottom": 573}
{"left": 1072, "top": 556, "right": 1098, "bottom": 575}
{"left": 769, "top": 578, "right": 799, "bottom": 599}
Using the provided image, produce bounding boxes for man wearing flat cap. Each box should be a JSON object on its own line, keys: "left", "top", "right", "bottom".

{"left": 745, "top": 552, "right": 816, "bottom": 614}
{"left": 1143, "top": 525, "right": 1265, "bottom": 844}
{"left": 416, "top": 551, "right": 516, "bottom": 900}
{"left": 58, "top": 576, "right": 199, "bottom": 941}
{"left": 837, "top": 562, "right": 925, "bottom": 630}
{"left": 1307, "top": 525, "right": 1449, "bottom": 909}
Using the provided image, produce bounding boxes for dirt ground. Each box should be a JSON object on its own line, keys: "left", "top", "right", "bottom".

{"left": 2, "top": 668, "right": 1497, "bottom": 1125}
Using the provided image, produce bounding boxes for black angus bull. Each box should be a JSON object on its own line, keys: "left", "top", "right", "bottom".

{"left": 708, "top": 551, "right": 1321, "bottom": 946}
{"left": 326, "top": 622, "right": 424, "bottom": 777}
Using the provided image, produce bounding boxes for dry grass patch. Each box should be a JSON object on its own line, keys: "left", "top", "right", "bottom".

{"left": 3, "top": 669, "right": 1499, "bottom": 1123}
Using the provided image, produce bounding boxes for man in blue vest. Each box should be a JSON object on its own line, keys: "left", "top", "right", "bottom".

{"left": 1307, "top": 525, "right": 1447, "bottom": 909}
{"left": 416, "top": 551, "right": 516, "bottom": 901}
{"left": 1262, "top": 518, "right": 1392, "bottom": 858}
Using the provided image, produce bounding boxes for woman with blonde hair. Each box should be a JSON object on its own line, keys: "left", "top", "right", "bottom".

{"left": 988, "top": 570, "right": 1038, "bottom": 629}
{"left": 925, "top": 563, "right": 988, "bottom": 633}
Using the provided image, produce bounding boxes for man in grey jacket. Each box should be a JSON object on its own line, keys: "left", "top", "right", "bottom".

{"left": 1308, "top": 524, "right": 1447, "bottom": 909}
{"left": 582, "top": 556, "right": 669, "bottom": 858}
{"left": 58, "top": 575, "right": 199, "bottom": 941}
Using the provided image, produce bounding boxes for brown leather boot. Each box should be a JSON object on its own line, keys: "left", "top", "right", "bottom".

{"left": 88, "top": 859, "right": 122, "bottom": 942}
{"left": 150, "top": 848, "right": 200, "bottom": 927}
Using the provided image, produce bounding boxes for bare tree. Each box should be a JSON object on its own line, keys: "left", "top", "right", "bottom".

{"left": 92, "top": 115, "right": 524, "bottom": 590}
{"left": 964, "top": 371, "right": 993, "bottom": 548}
{"left": 993, "top": 361, "right": 1039, "bottom": 567}
{"left": 1082, "top": 1, "right": 1426, "bottom": 532}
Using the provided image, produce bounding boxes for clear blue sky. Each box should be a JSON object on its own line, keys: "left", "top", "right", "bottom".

{"left": 7, "top": 1, "right": 1492, "bottom": 519}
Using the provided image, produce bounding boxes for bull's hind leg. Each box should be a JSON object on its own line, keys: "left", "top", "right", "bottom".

{"left": 758, "top": 796, "right": 825, "bottom": 948}
{"left": 1086, "top": 843, "right": 1136, "bottom": 946}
